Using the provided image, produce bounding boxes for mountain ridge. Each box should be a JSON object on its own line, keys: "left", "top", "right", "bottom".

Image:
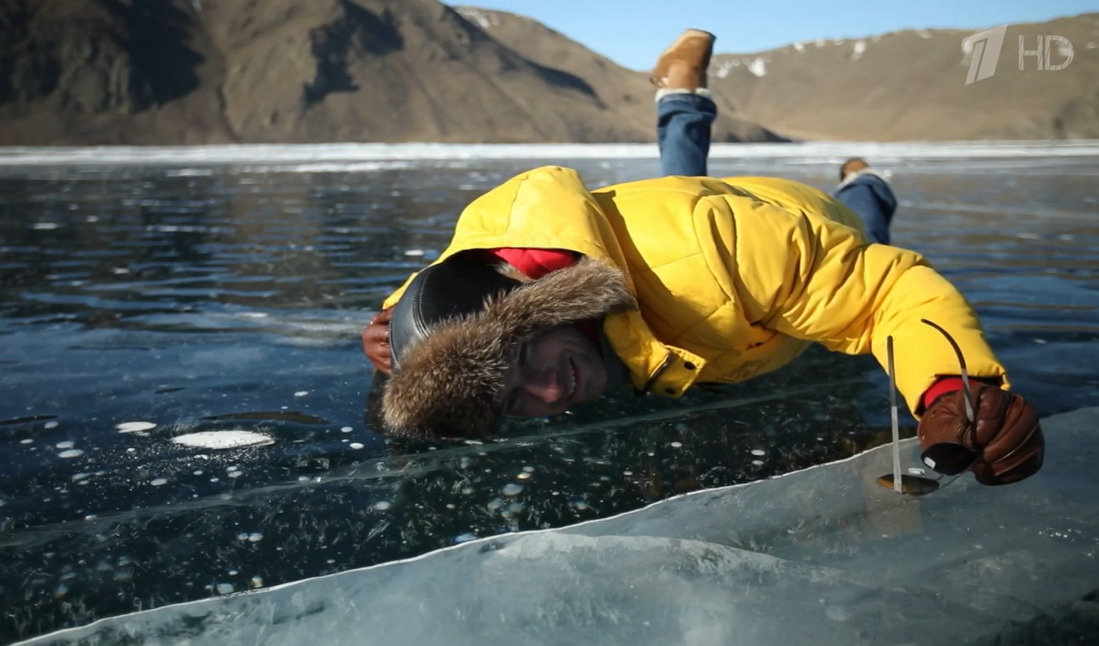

{"left": 706, "top": 13, "right": 1099, "bottom": 141}
{"left": 0, "top": 1, "right": 1094, "bottom": 145}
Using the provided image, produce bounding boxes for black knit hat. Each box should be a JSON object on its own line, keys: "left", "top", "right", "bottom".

{"left": 388, "top": 255, "right": 522, "bottom": 371}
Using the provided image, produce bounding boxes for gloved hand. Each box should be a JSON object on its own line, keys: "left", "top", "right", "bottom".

{"left": 361, "top": 308, "right": 393, "bottom": 375}
{"left": 917, "top": 382, "right": 1044, "bottom": 485}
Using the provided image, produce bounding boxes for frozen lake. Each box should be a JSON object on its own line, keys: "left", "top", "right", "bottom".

{"left": 2, "top": 142, "right": 1098, "bottom": 643}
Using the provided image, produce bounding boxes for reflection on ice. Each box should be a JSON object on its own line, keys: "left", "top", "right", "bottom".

{"left": 17, "top": 407, "right": 1099, "bottom": 646}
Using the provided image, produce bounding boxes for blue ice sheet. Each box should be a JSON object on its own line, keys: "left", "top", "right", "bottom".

{"left": 17, "top": 407, "right": 1099, "bottom": 645}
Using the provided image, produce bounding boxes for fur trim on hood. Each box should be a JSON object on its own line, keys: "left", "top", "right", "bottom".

{"left": 381, "top": 257, "right": 635, "bottom": 439}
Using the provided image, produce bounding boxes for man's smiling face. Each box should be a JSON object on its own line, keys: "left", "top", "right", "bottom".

{"left": 500, "top": 324, "right": 608, "bottom": 418}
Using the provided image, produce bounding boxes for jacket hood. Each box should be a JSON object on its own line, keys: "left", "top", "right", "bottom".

{"left": 381, "top": 257, "right": 635, "bottom": 439}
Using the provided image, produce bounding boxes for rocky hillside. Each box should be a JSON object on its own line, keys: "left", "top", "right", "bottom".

{"left": 452, "top": 7, "right": 781, "bottom": 144}
{"left": 709, "top": 13, "right": 1099, "bottom": 140}
{"left": 0, "top": 1, "right": 1095, "bottom": 144}
{"left": 0, "top": 0, "right": 779, "bottom": 145}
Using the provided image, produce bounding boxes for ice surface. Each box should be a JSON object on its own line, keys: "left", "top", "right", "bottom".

{"left": 3, "top": 141, "right": 1099, "bottom": 169}
{"left": 16, "top": 407, "right": 1099, "bottom": 646}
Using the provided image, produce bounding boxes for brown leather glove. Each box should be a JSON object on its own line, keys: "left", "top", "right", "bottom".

{"left": 917, "top": 382, "right": 1044, "bottom": 485}
{"left": 361, "top": 308, "right": 393, "bottom": 375}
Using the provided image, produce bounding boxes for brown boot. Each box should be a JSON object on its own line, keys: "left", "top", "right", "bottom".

{"left": 839, "top": 157, "right": 869, "bottom": 182}
{"left": 650, "top": 29, "right": 716, "bottom": 91}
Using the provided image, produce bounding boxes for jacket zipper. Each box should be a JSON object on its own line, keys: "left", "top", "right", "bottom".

{"left": 638, "top": 354, "right": 675, "bottom": 395}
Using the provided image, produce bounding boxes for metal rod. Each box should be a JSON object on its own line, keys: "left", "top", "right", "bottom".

{"left": 887, "top": 335, "right": 902, "bottom": 492}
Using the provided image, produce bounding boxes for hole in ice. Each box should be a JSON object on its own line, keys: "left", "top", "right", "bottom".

{"left": 171, "top": 430, "right": 275, "bottom": 450}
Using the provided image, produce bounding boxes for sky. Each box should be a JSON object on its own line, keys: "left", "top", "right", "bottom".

{"left": 453, "top": 1, "right": 1097, "bottom": 70}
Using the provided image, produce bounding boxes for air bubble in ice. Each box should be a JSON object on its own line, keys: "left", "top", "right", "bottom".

{"left": 172, "top": 431, "right": 274, "bottom": 449}
{"left": 117, "top": 421, "right": 157, "bottom": 433}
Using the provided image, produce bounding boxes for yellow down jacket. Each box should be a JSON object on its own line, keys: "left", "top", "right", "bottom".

{"left": 383, "top": 166, "right": 1008, "bottom": 416}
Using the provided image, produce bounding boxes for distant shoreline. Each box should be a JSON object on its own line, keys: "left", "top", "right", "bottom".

{"left": 3, "top": 140, "right": 1099, "bottom": 168}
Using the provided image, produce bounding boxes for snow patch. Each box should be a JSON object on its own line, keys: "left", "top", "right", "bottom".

{"left": 713, "top": 59, "right": 738, "bottom": 79}
{"left": 851, "top": 40, "right": 866, "bottom": 61}
{"left": 456, "top": 7, "right": 499, "bottom": 30}
{"left": 747, "top": 57, "right": 767, "bottom": 77}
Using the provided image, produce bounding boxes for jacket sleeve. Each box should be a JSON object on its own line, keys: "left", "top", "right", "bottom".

{"left": 720, "top": 196, "right": 1007, "bottom": 416}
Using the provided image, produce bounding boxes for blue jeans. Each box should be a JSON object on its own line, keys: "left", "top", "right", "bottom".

{"left": 832, "top": 175, "right": 897, "bottom": 245}
{"left": 657, "top": 93, "right": 896, "bottom": 244}
{"left": 657, "top": 93, "right": 716, "bottom": 177}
